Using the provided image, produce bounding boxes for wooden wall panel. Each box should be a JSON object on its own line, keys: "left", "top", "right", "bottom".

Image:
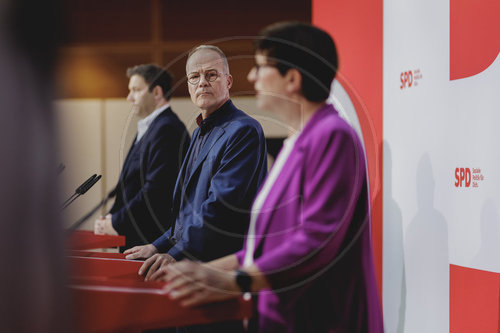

{"left": 162, "top": 52, "right": 190, "bottom": 97}
{"left": 64, "top": 0, "right": 152, "bottom": 43}
{"left": 58, "top": 1, "right": 310, "bottom": 99}
{"left": 160, "top": 0, "right": 311, "bottom": 40}
{"left": 56, "top": 50, "right": 151, "bottom": 98}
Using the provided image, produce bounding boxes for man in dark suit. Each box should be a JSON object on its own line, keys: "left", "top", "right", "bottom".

{"left": 124, "top": 45, "right": 267, "bottom": 272}
{"left": 95, "top": 64, "right": 190, "bottom": 252}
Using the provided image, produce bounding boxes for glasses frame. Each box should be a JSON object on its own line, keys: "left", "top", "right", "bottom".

{"left": 187, "top": 70, "right": 228, "bottom": 85}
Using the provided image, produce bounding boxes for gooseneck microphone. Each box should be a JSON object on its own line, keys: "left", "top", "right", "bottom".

{"left": 60, "top": 174, "right": 96, "bottom": 209}
{"left": 66, "top": 188, "right": 116, "bottom": 234}
{"left": 60, "top": 174, "right": 101, "bottom": 211}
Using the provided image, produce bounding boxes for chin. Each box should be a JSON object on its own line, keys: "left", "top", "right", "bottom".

{"left": 134, "top": 110, "right": 146, "bottom": 118}
{"left": 197, "top": 97, "right": 215, "bottom": 109}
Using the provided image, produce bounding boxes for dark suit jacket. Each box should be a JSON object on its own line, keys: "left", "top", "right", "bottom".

{"left": 153, "top": 100, "right": 268, "bottom": 262}
{"left": 110, "top": 107, "right": 190, "bottom": 251}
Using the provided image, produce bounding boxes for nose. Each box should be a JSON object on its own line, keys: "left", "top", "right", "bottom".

{"left": 198, "top": 73, "right": 210, "bottom": 87}
{"left": 127, "top": 91, "right": 134, "bottom": 102}
{"left": 247, "top": 67, "right": 257, "bottom": 83}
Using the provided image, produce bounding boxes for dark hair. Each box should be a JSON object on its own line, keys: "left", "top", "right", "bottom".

{"left": 126, "top": 64, "right": 174, "bottom": 100}
{"left": 254, "top": 22, "right": 338, "bottom": 102}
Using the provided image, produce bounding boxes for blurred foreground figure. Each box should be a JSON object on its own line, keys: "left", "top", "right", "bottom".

{"left": 158, "top": 22, "right": 384, "bottom": 333}
{"left": 0, "top": 0, "right": 71, "bottom": 332}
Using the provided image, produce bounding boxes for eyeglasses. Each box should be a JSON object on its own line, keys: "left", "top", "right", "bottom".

{"left": 187, "top": 70, "right": 227, "bottom": 85}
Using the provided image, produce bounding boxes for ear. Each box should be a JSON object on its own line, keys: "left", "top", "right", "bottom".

{"left": 285, "top": 69, "right": 302, "bottom": 94}
{"left": 152, "top": 85, "right": 164, "bottom": 101}
{"left": 226, "top": 74, "right": 233, "bottom": 90}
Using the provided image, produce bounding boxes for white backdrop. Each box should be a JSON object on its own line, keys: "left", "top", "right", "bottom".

{"left": 383, "top": 0, "right": 500, "bottom": 332}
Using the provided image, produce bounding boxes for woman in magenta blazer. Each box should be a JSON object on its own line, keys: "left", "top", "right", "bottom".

{"left": 157, "top": 22, "right": 384, "bottom": 333}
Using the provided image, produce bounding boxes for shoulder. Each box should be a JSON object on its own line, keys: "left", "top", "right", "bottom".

{"left": 152, "top": 109, "right": 187, "bottom": 134}
{"left": 300, "top": 107, "right": 360, "bottom": 147}
{"left": 297, "top": 106, "right": 366, "bottom": 168}
{"left": 222, "top": 106, "right": 264, "bottom": 138}
{"left": 299, "top": 106, "right": 367, "bottom": 177}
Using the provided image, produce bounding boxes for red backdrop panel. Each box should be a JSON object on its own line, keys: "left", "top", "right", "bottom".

{"left": 450, "top": 0, "right": 500, "bottom": 80}
{"left": 312, "top": 0, "right": 384, "bottom": 296}
{"left": 450, "top": 264, "right": 500, "bottom": 333}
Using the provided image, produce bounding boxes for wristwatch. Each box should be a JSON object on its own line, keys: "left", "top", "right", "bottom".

{"left": 235, "top": 269, "right": 252, "bottom": 293}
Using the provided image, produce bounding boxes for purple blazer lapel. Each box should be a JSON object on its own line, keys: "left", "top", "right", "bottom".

{"left": 253, "top": 143, "right": 305, "bottom": 249}
{"left": 252, "top": 105, "right": 336, "bottom": 250}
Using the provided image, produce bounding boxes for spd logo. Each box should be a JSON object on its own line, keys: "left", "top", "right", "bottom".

{"left": 454, "top": 167, "right": 484, "bottom": 188}
{"left": 400, "top": 69, "right": 422, "bottom": 89}
{"left": 454, "top": 167, "right": 471, "bottom": 187}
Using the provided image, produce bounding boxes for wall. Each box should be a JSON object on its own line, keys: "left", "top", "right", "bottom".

{"left": 314, "top": 0, "right": 500, "bottom": 332}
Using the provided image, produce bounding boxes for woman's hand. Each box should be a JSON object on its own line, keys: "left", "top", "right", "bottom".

{"left": 161, "top": 260, "right": 240, "bottom": 307}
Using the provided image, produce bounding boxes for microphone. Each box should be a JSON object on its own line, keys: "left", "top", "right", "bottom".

{"left": 60, "top": 174, "right": 101, "bottom": 211}
{"left": 80, "top": 175, "right": 102, "bottom": 195}
{"left": 60, "top": 174, "right": 96, "bottom": 209}
{"left": 66, "top": 188, "right": 116, "bottom": 234}
{"left": 76, "top": 174, "right": 98, "bottom": 195}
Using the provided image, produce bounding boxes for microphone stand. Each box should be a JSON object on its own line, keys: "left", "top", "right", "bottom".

{"left": 66, "top": 188, "right": 116, "bottom": 234}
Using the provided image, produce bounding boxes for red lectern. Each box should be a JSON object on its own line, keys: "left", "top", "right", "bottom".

{"left": 69, "top": 230, "right": 125, "bottom": 250}
{"left": 69, "top": 254, "right": 252, "bottom": 332}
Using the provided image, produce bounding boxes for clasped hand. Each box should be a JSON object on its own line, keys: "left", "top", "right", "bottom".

{"left": 161, "top": 261, "right": 240, "bottom": 307}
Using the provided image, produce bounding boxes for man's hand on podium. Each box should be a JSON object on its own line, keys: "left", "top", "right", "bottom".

{"left": 124, "top": 244, "right": 158, "bottom": 260}
{"left": 94, "top": 214, "right": 118, "bottom": 236}
{"left": 140, "top": 253, "right": 177, "bottom": 281}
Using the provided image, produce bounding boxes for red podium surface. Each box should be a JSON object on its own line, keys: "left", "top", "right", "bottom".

{"left": 69, "top": 255, "right": 252, "bottom": 333}
{"left": 69, "top": 230, "right": 125, "bottom": 250}
{"left": 450, "top": 264, "right": 500, "bottom": 333}
{"left": 68, "top": 250, "right": 127, "bottom": 259}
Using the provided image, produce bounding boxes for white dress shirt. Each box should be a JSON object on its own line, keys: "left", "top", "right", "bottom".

{"left": 136, "top": 104, "right": 170, "bottom": 143}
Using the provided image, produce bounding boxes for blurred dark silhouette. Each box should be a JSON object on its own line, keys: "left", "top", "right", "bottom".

{"left": 0, "top": 0, "right": 71, "bottom": 332}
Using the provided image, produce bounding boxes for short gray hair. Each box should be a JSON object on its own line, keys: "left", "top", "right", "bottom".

{"left": 186, "top": 45, "right": 229, "bottom": 73}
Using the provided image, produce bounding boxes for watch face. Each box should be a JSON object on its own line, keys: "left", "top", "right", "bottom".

{"left": 236, "top": 270, "right": 252, "bottom": 293}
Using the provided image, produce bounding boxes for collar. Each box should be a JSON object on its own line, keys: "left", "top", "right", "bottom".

{"left": 136, "top": 104, "right": 170, "bottom": 142}
{"left": 195, "top": 100, "right": 232, "bottom": 135}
